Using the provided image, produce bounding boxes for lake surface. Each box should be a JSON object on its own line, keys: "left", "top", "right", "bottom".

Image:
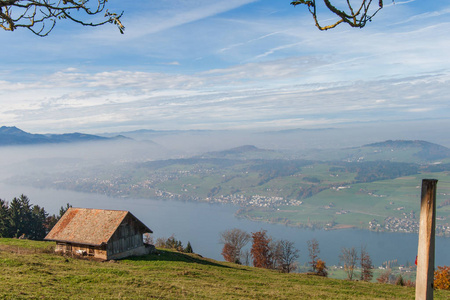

{"left": 1, "top": 183, "right": 449, "bottom": 267}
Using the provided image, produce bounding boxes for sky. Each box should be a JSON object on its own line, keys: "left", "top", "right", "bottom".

{"left": 1, "top": 0, "right": 450, "bottom": 134}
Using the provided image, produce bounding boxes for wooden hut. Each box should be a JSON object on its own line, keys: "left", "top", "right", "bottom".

{"left": 45, "top": 208, "right": 153, "bottom": 260}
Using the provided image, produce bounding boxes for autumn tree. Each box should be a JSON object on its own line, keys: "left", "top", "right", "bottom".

{"left": 340, "top": 246, "right": 359, "bottom": 280}
{"left": 251, "top": 230, "right": 273, "bottom": 268}
{"left": 307, "top": 238, "right": 320, "bottom": 272}
{"left": 291, "top": 0, "right": 384, "bottom": 31}
{"left": 316, "top": 259, "right": 328, "bottom": 277}
{"left": 221, "top": 243, "right": 237, "bottom": 263}
{"left": 434, "top": 266, "right": 450, "bottom": 290}
{"left": 0, "top": 0, "right": 124, "bottom": 36}
{"left": 360, "top": 245, "right": 373, "bottom": 282}
{"left": 220, "top": 228, "right": 250, "bottom": 264}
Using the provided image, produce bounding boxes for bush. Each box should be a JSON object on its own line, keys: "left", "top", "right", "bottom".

{"left": 395, "top": 275, "right": 404, "bottom": 286}
{"left": 316, "top": 259, "right": 328, "bottom": 277}
{"left": 376, "top": 269, "right": 392, "bottom": 284}
{"left": 434, "top": 266, "right": 450, "bottom": 290}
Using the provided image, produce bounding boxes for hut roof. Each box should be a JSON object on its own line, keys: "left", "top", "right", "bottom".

{"left": 44, "top": 208, "right": 152, "bottom": 246}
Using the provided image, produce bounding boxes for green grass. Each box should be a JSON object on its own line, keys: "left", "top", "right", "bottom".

{"left": 2, "top": 239, "right": 449, "bottom": 299}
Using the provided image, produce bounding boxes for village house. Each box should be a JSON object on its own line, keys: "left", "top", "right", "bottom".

{"left": 45, "top": 207, "right": 153, "bottom": 260}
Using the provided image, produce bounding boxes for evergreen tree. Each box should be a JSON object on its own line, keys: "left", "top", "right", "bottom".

{"left": 184, "top": 241, "right": 193, "bottom": 253}
{"left": 29, "top": 205, "right": 48, "bottom": 240}
{"left": 8, "top": 195, "right": 33, "bottom": 238}
{"left": 0, "top": 199, "right": 10, "bottom": 237}
{"left": 59, "top": 203, "right": 72, "bottom": 219}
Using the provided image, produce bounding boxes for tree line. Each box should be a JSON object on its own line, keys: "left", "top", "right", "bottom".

{"left": 0, "top": 195, "right": 70, "bottom": 240}
{"left": 219, "top": 228, "right": 375, "bottom": 281}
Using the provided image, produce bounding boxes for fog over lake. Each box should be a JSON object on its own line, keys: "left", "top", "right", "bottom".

{"left": 1, "top": 125, "right": 449, "bottom": 268}
{"left": 1, "top": 183, "right": 449, "bottom": 267}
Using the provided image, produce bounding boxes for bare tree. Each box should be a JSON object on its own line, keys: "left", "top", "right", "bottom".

{"left": 143, "top": 232, "right": 153, "bottom": 245}
{"left": 291, "top": 0, "right": 384, "bottom": 30}
{"left": 242, "top": 249, "right": 251, "bottom": 266}
{"left": 273, "top": 239, "right": 300, "bottom": 273}
{"left": 307, "top": 238, "right": 320, "bottom": 272}
{"left": 360, "top": 245, "right": 373, "bottom": 282}
{"left": 340, "top": 246, "right": 359, "bottom": 280}
{"left": 155, "top": 237, "right": 166, "bottom": 248}
{"left": 220, "top": 228, "right": 251, "bottom": 264}
{"left": 0, "top": 0, "right": 124, "bottom": 36}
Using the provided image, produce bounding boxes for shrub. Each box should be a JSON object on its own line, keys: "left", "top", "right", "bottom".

{"left": 377, "top": 269, "right": 392, "bottom": 284}
{"left": 434, "top": 266, "right": 450, "bottom": 290}
{"left": 316, "top": 259, "right": 328, "bottom": 277}
{"left": 395, "top": 275, "right": 404, "bottom": 286}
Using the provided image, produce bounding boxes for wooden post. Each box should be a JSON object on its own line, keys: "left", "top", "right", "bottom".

{"left": 415, "top": 179, "right": 438, "bottom": 300}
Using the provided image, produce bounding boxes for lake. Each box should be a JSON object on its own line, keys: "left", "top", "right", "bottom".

{"left": 1, "top": 183, "right": 449, "bottom": 267}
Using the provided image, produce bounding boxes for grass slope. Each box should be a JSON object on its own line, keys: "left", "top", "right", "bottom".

{"left": 1, "top": 239, "right": 449, "bottom": 299}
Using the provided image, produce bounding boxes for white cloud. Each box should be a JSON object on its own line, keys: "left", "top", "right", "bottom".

{"left": 2, "top": 61, "right": 449, "bottom": 133}
{"left": 1, "top": 0, "right": 450, "bottom": 134}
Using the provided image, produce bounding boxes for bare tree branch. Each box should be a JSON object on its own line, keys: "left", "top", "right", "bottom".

{"left": 0, "top": 0, "right": 124, "bottom": 36}
{"left": 291, "top": 0, "right": 385, "bottom": 30}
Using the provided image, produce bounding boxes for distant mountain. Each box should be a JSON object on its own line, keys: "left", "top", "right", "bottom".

{"left": 0, "top": 126, "right": 128, "bottom": 146}
{"left": 262, "top": 127, "right": 335, "bottom": 134}
{"left": 362, "top": 140, "right": 450, "bottom": 161}
{"left": 197, "top": 145, "right": 285, "bottom": 160}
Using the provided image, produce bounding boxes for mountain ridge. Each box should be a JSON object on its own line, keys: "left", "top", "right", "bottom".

{"left": 0, "top": 126, "right": 128, "bottom": 146}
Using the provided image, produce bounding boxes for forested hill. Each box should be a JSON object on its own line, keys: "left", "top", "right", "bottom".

{"left": 0, "top": 126, "right": 128, "bottom": 146}
{"left": 362, "top": 140, "right": 450, "bottom": 161}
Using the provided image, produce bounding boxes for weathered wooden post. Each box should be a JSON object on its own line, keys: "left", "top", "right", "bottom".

{"left": 415, "top": 179, "right": 438, "bottom": 300}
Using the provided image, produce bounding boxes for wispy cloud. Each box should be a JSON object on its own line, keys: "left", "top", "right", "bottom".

{"left": 2, "top": 61, "right": 449, "bottom": 133}
{"left": 1, "top": 0, "right": 449, "bottom": 134}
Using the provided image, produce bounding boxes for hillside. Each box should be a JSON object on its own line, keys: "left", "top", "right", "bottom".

{"left": 301, "top": 140, "right": 450, "bottom": 163}
{"left": 1, "top": 238, "right": 448, "bottom": 299}
{"left": 362, "top": 140, "right": 450, "bottom": 162}
{"left": 0, "top": 126, "right": 127, "bottom": 146}
{"left": 197, "top": 145, "right": 286, "bottom": 160}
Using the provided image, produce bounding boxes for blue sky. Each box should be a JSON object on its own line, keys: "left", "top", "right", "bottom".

{"left": 1, "top": 0, "right": 449, "bottom": 134}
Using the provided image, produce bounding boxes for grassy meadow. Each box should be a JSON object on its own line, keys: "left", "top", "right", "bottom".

{"left": 1, "top": 238, "right": 449, "bottom": 299}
